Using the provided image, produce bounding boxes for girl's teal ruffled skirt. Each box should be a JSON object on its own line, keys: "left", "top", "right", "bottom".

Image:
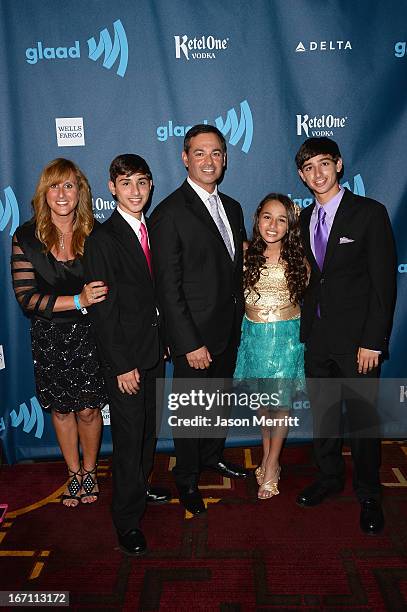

{"left": 234, "top": 316, "right": 305, "bottom": 407}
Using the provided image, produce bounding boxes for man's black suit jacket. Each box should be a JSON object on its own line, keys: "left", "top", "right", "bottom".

{"left": 83, "top": 209, "right": 161, "bottom": 377}
{"left": 300, "top": 188, "right": 397, "bottom": 354}
{"left": 149, "top": 180, "right": 246, "bottom": 357}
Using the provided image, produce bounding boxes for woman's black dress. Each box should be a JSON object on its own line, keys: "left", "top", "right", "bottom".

{"left": 11, "top": 221, "right": 107, "bottom": 413}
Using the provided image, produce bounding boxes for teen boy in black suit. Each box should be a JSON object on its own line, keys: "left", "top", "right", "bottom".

{"left": 84, "top": 154, "right": 169, "bottom": 556}
{"left": 295, "top": 138, "right": 396, "bottom": 534}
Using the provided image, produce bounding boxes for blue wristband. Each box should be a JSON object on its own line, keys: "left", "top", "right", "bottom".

{"left": 74, "top": 294, "right": 82, "bottom": 310}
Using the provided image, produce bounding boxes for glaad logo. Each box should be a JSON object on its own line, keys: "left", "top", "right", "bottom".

{"left": 296, "top": 114, "right": 348, "bottom": 137}
{"left": 292, "top": 399, "right": 310, "bottom": 410}
{"left": 10, "top": 396, "right": 44, "bottom": 439}
{"left": 295, "top": 40, "right": 352, "bottom": 52}
{"left": 174, "top": 34, "right": 229, "bottom": 60}
{"left": 395, "top": 42, "right": 406, "bottom": 58}
{"left": 25, "top": 19, "right": 128, "bottom": 77}
{"left": 341, "top": 174, "right": 365, "bottom": 197}
{"left": 156, "top": 100, "right": 253, "bottom": 153}
{"left": 0, "top": 186, "right": 20, "bottom": 236}
{"left": 289, "top": 174, "right": 365, "bottom": 209}
{"left": 87, "top": 19, "right": 128, "bottom": 77}
{"left": 215, "top": 100, "right": 253, "bottom": 153}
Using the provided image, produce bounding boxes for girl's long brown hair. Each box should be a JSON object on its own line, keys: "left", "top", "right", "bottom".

{"left": 244, "top": 193, "right": 308, "bottom": 305}
{"left": 32, "top": 158, "right": 94, "bottom": 256}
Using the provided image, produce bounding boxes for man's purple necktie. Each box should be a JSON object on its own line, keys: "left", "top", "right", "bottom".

{"left": 314, "top": 206, "right": 328, "bottom": 270}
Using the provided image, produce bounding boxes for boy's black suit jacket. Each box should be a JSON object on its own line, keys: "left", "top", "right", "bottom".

{"left": 83, "top": 209, "right": 161, "bottom": 377}
{"left": 300, "top": 188, "right": 397, "bottom": 354}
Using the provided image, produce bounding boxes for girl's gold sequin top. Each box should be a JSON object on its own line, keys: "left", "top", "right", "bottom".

{"left": 244, "top": 262, "right": 300, "bottom": 323}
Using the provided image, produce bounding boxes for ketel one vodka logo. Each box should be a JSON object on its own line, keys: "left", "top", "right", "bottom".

{"left": 174, "top": 34, "right": 229, "bottom": 60}
{"left": 25, "top": 19, "right": 128, "bottom": 77}
{"left": 296, "top": 113, "right": 348, "bottom": 137}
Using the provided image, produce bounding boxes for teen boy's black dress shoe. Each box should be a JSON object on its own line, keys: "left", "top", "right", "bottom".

{"left": 205, "top": 461, "right": 249, "bottom": 479}
{"left": 360, "top": 499, "right": 384, "bottom": 535}
{"left": 296, "top": 481, "right": 344, "bottom": 507}
{"left": 178, "top": 488, "right": 206, "bottom": 516}
{"left": 146, "top": 486, "right": 172, "bottom": 504}
{"left": 117, "top": 528, "right": 147, "bottom": 556}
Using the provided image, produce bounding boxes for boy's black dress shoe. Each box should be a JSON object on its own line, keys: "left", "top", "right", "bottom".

{"left": 360, "top": 499, "right": 384, "bottom": 535}
{"left": 146, "top": 486, "right": 172, "bottom": 504}
{"left": 178, "top": 488, "right": 206, "bottom": 516}
{"left": 117, "top": 528, "right": 147, "bottom": 556}
{"left": 205, "top": 461, "right": 249, "bottom": 479}
{"left": 296, "top": 481, "right": 344, "bottom": 507}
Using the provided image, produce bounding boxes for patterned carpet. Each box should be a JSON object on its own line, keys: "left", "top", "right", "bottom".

{"left": 1, "top": 442, "right": 407, "bottom": 611}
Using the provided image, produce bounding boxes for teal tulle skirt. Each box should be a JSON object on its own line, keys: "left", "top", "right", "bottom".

{"left": 234, "top": 315, "right": 305, "bottom": 407}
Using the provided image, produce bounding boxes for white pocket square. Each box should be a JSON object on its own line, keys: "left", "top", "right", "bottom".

{"left": 339, "top": 236, "right": 354, "bottom": 244}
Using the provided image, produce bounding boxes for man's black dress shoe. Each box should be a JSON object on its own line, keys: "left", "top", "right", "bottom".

{"left": 360, "top": 499, "right": 384, "bottom": 535}
{"left": 117, "top": 528, "right": 147, "bottom": 556}
{"left": 296, "top": 481, "right": 344, "bottom": 507}
{"left": 178, "top": 488, "right": 206, "bottom": 516}
{"left": 205, "top": 461, "right": 249, "bottom": 479}
{"left": 146, "top": 486, "right": 172, "bottom": 504}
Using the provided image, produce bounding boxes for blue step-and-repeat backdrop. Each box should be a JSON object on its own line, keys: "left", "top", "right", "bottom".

{"left": 0, "top": 1, "right": 406, "bottom": 463}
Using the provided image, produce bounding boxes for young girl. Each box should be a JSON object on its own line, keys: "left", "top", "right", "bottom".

{"left": 234, "top": 193, "right": 308, "bottom": 499}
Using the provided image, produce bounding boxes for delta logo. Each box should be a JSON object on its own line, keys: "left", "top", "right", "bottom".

{"left": 156, "top": 100, "right": 253, "bottom": 154}
{"left": 25, "top": 19, "right": 128, "bottom": 77}
{"left": 295, "top": 40, "right": 352, "bottom": 53}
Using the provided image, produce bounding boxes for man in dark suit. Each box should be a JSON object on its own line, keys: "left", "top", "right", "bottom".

{"left": 295, "top": 137, "right": 396, "bottom": 534}
{"left": 83, "top": 154, "right": 170, "bottom": 556}
{"left": 149, "top": 125, "right": 249, "bottom": 516}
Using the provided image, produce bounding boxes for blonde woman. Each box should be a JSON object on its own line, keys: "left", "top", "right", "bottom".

{"left": 11, "top": 158, "right": 108, "bottom": 507}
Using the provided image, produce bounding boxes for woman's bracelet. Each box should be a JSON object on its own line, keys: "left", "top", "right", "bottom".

{"left": 74, "top": 294, "right": 87, "bottom": 315}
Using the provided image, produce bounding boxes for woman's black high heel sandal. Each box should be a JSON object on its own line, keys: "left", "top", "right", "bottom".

{"left": 62, "top": 468, "right": 82, "bottom": 507}
{"left": 81, "top": 465, "right": 99, "bottom": 504}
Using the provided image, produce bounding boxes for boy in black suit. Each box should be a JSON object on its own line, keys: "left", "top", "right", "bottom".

{"left": 84, "top": 154, "right": 169, "bottom": 556}
{"left": 295, "top": 138, "right": 396, "bottom": 534}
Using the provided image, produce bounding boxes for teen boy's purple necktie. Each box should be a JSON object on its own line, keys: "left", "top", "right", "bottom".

{"left": 314, "top": 206, "right": 328, "bottom": 270}
{"left": 314, "top": 206, "right": 328, "bottom": 317}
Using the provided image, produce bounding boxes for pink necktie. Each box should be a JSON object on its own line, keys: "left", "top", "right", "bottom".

{"left": 139, "top": 222, "right": 152, "bottom": 275}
